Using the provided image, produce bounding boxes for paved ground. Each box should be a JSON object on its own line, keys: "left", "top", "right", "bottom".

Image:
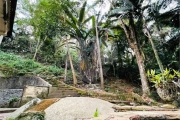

{"left": 45, "top": 97, "right": 180, "bottom": 120}
{"left": 0, "top": 113, "right": 11, "bottom": 120}
{"left": 2, "top": 98, "right": 180, "bottom": 120}
{"left": 93, "top": 110, "right": 180, "bottom": 120}
{"left": 0, "top": 108, "right": 17, "bottom": 120}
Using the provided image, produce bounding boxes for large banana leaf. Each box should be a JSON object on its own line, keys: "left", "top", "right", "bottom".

{"left": 62, "top": 4, "right": 78, "bottom": 25}
{"left": 79, "top": 1, "right": 87, "bottom": 24}
{"left": 82, "top": 16, "right": 94, "bottom": 25}
{"left": 64, "top": 18, "right": 82, "bottom": 38}
{"left": 108, "top": 7, "right": 131, "bottom": 17}
{"left": 91, "top": 16, "right": 96, "bottom": 35}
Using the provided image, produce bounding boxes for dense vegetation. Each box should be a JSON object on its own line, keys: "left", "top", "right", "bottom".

{"left": 0, "top": 51, "right": 64, "bottom": 79}
{"left": 0, "top": 0, "right": 180, "bottom": 98}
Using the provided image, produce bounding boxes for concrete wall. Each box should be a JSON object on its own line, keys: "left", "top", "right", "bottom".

{"left": 0, "top": 75, "right": 51, "bottom": 89}
{"left": 0, "top": 75, "right": 52, "bottom": 107}
{"left": 0, "top": 89, "right": 23, "bottom": 107}
{"left": 20, "top": 86, "right": 49, "bottom": 105}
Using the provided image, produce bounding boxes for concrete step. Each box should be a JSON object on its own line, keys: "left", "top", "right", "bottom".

{"left": 48, "top": 93, "right": 80, "bottom": 97}
{"left": 57, "top": 86, "right": 73, "bottom": 89}
{"left": 49, "top": 90, "right": 77, "bottom": 94}
{"left": 48, "top": 91, "right": 80, "bottom": 96}
{"left": 48, "top": 93, "right": 80, "bottom": 98}
{"left": 51, "top": 90, "right": 77, "bottom": 92}
{"left": 49, "top": 87, "right": 74, "bottom": 91}
{"left": 48, "top": 83, "right": 80, "bottom": 98}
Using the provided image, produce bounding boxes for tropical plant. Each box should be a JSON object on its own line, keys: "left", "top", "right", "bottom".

{"left": 147, "top": 68, "right": 180, "bottom": 87}
{"left": 59, "top": 1, "right": 105, "bottom": 88}
{"left": 143, "top": 0, "right": 180, "bottom": 73}
{"left": 147, "top": 68, "right": 180, "bottom": 101}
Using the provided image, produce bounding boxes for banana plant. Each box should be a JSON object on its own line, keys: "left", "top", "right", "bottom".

{"left": 59, "top": 2, "right": 95, "bottom": 67}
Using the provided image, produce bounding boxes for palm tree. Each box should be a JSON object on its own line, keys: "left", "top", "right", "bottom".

{"left": 109, "top": 0, "right": 150, "bottom": 97}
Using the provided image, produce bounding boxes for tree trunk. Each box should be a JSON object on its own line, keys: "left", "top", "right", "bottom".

{"left": 0, "top": 35, "right": 3, "bottom": 45}
{"left": 33, "top": 36, "right": 46, "bottom": 60}
{"left": 119, "top": 16, "right": 150, "bottom": 97}
{"left": 95, "top": 20, "right": 104, "bottom": 89}
{"left": 67, "top": 42, "right": 77, "bottom": 86}
{"left": 143, "top": 21, "right": 164, "bottom": 73}
{"left": 64, "top": 53, "right": 68, "bottom": 82}
{"left": 134, "top": 47, "right": 150, "bottom": 97}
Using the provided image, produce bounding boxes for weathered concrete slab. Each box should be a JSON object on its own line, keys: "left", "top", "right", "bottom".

{"left": 21, "top": 86, "right": 49, "bottom": 105}
{"left": 0, "top": 75, "right": 51, "bottom": 89}
{"left": 5, "top": 98, "right": 41, "bottom": 120}
{"left": 0, "top": 108, "right": 17, "bottom": 113}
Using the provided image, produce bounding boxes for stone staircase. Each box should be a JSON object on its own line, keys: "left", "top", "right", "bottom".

{"left": 48, "top": 82, "right": 80, "bottom": 98}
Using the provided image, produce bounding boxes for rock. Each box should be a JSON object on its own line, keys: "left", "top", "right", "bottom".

{"left": 160, "top": 104, "right": 176, "bottom": 109}
{"left": 6, "top": 98, "right": 41, "bottom": 120}
{"left": 172, "top": 100, "right": 179, "bottom": 108}
{"left": 0, "top": 71, "right": 5, "bottom": 77}
{"left": 45, "top": 97, "right": 114, "bottom": 120}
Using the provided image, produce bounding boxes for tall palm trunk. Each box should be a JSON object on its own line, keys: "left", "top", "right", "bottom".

{"left": 119, "top": 15, "right": 150, "bottom": 97}
{"left": 95, "top": 20, "right": 104, "bottom": 89}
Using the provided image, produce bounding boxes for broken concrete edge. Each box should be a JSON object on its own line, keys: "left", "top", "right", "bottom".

{"left": 112, "top": 105, "right": 178, "bottom": 112}
{"left": 129, "top": 113, "right": 180, "bottom": 120}
{"left": 0, "top": 108, "right": 17, "bottom": 113}
{"left": 5, "top": 98, "right": 41, "bottom": 120}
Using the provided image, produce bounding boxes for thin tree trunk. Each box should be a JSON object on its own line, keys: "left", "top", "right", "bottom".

{"left": 95, "top": 20, "right": 104, "bottom": 89}
{"left": 0, "top": 35, "right": 3, "bottom": 45}
{"left": 143, "top": 21, "right": 164, "bottom": 73}
{"left": 33, "top": 36, "right": 46, "bottom": 60}
{"left": 64, "top": 53, "right": 68, "bottom": 82}
{"left": 67, "top": 41, "right": 77, "bottom": 86}
{"left": 119, "top": 17, "right": 150, "bottom": 97}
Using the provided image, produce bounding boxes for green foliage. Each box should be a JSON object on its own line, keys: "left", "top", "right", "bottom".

{"left": 15, "top": 113, "right": 45, "bottom": 120}
{"left": 7, "top": 118, "right": 14, "bottom": 120}
{"left": 9, "top": 97, "right": 19, "bottom": 103}
{"left": 93, "top": 108, "right": 99, "bottom": 117}
{"left": 147, "top": 68, "right": 180, "bottom": 86}
{"left": 0, "top": 51, "right": 63, "bottom": 76}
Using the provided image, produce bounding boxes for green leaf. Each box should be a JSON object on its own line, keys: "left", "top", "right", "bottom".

{"left": 91, "top": 16, "right": 96, "bottom": 35}
{"left": 147, "top": 70, "right": 150, "bottom": 77}
{"left": 62, "top": 5, "right": 78, "bottom": 25}
{"left": 107, "top": 29, "right": 114, "bottom": 37}
{"left": 65, "top": 19, "right": 82, "bottom": 37}
{"left": 94, "top": 109, "right": 99, "bottom": 117}
{"left": 83, "top": 16, "right": 93, "bottom": 25}
{"left": 79, "top": 1, "right": 87, "bottom": 24}
{"left": 108, "top": 7, "right": 130, "bottom": 17}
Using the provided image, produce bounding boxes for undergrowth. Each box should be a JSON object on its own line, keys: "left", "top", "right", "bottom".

{"left": 0, "top": 51, "right": 63, "bottom": 76}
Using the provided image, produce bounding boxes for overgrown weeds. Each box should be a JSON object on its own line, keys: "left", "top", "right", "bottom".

{"left": 0, "top": 51, "right": 63, "bottom": 77}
